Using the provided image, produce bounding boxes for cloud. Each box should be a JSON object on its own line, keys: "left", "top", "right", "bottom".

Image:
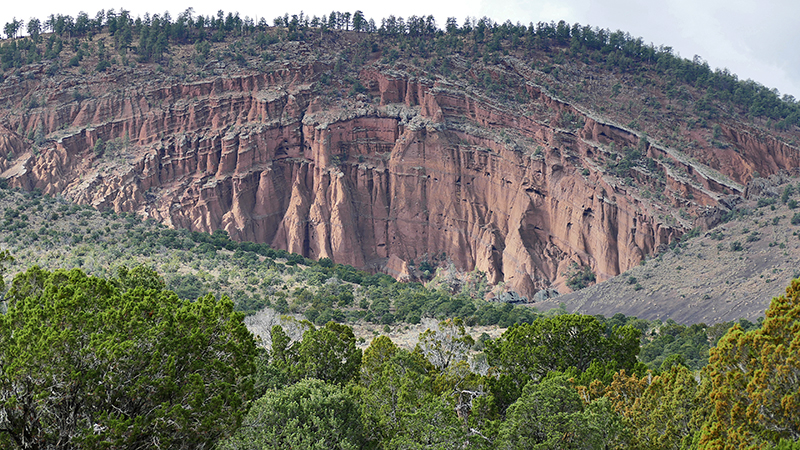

{"left": 476, "top": 0, "right": 800, "bottom": 97}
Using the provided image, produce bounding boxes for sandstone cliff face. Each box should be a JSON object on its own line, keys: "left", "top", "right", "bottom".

{"left": 0, "top": 61, "right": 792, "bottom": 296}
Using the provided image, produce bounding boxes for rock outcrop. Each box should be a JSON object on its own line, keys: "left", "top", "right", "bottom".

{"left": 0, "top": 56, "right": 795, "bottom": 297}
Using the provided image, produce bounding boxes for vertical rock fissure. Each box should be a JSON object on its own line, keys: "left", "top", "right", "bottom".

{"left": 0, "top": 67, "right": 765, "bottom": 297}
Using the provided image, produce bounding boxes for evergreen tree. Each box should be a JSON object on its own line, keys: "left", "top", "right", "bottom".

{"left": 699, "top": 280, "right": 800, "bottom": 448}
{"left": 220, "top": 378, "right": 368, "bottom": 450}
{"left": 0, "top": 266, "right": 257, "bottom": 449}
{"left": 26, "top": 19, "right": 41, "bottom": 44}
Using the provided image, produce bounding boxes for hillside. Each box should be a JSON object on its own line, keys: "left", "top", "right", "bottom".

{"left": 536, "top": 175, "right": 800, "bottom": 323}
{"left": 4, "top": 13, "right": 800, "bottom": 449}
{"left": 0, "top": 183, "right": 539, "bottom": 337}
{"left": 1, "top": 11, "right": 800, "bottom": 320}
{"left": 0, "top": 182, "right": 758, "bottom": 375}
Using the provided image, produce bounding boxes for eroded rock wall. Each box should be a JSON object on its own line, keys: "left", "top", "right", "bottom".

{"left": 1, "top": 64, "right": 789, "bottom": 296}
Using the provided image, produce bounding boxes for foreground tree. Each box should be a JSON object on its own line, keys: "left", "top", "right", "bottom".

{"left": 384, "top": 393, "right": 467, "bottom": 450}
{"left": 588, "top": 365, "right": 703, "bottom": 449}
{"left": 220, "top": 378, "right": 368, "bottom": 450}
{"left": 699, "top": 279, "right": 800, "bottom": 448}
{"left": 0, "top": 266, "right": 257, "bottom": 449}
{"left": 299, "top": 321, "right": 362, "bottom": 385}
{"left": 497, "top": 373, "right": 601, "bottom": 450}
{"left": 485, "top": 314, "right": 641, "bottom": 413}
{"left": 358, "top": 337, "right": 437, "bottom": 444}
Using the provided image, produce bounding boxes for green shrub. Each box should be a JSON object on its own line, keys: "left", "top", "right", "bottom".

{"left": 167, "top": 273, "right": 207, "bottom": 299}
{"left": 96, "top": 59, "right": 111, "bottom": 72}
{"left": 565, "top": 263, "right": 596, "bottom": 290}
{"left": 219, "top": 378, "right": 366, "bottom": 450}
{"left": 757, "top": 197, "right": 776, "bottom": 208}
{"left": 0, "top": 266, "right": 256, "bottom": 449}
{"left": 93, "top": 138, "right": 105, "bottom": 156}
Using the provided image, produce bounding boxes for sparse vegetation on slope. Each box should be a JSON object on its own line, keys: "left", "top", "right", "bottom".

{"left": 0, "top": 185, "right": 541, "bottom": 328}
{"left": 540, "top": 175, "right": 800, "bottom": 324}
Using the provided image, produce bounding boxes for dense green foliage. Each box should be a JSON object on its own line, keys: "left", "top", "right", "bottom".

{"left": 239, "top": 282, "right": 795, "bottom": 449}
{"left": 699, "top": 279, "right": 800, "bottom": 448}
{"left": 0, "top": 265, "right": 256, "bottom": 449}
{"left": 497, "top": 373, "right": 614, "bottom": 449}
{"left": 220, "top": 378, "right": 368, "bottom": 450}
{"left": 485, "top": 314, "right": 642, "bottom": 412}
{"left": 637, "top": 317, "right": 762, "bottom": 371}
{"left": 0, "top": 257, "right": 795, "bottom": 449}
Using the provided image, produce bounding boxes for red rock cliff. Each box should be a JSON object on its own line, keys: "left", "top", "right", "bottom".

{"left": 0, "top": 61, "right": 786, "bottom": 296}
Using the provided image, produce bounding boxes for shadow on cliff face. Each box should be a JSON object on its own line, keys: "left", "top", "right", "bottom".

{"left": 3, "top": 36, "right": 794, "bottom": 300}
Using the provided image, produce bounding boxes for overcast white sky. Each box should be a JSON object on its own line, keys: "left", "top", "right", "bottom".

{"left": 3, "top": 0, "right": 798, "bottom": 98}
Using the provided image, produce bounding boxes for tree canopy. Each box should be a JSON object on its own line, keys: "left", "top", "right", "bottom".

{"left": 0, "top": 266, "right": 257, "bottom": 449}
{"left": 0, "top": 253, "right": 797, "bottom": 449}
{"left": 219, "top": 378, "right": 367, "bottom": 450}
{"left": 699, "top": 279, "right": 800, "bottom": 448}
{"left": 485, "top": 314, "right": 641, "bottom": 412}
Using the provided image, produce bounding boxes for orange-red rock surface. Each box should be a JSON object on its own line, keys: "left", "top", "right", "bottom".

{"left": 0, "top": 62, "right": 787, "bottom": 296}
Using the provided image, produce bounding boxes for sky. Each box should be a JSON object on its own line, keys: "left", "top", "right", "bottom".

{"left": 2, "top": 0, "right": 798, "bottom": 99}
